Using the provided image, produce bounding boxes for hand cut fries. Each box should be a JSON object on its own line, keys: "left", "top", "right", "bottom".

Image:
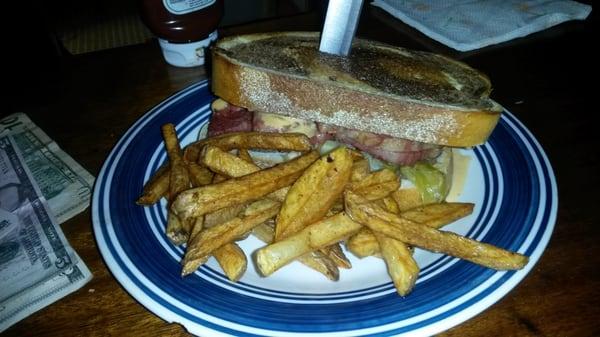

{"left": 161, "top": 124, "right": 192, "bottom": 244}
{"left": 162, "top": 124, "right": 189, "bottom": 201}
{"left": 212, "top": 243, "right": 247, "bottom": 282}
{"left": 392, "top": 188, "right": 430, "bottom": 212}
{"left": 140, "top": 132, "right": 308, "bottom": 206}
{"left": 199, "top": 145, "right": 337, "bottom": 278}
{"left": 378, "top": 196, "right": 400, "bottom": 214}
{"left": 350, "top": 159, "right": 370, "bottom": 182}
{"left": 204, "top": 203, "right": 247, "bottom": 228}
{"left": 185, "top": 155, "right": 253, "bottom": 279}
{"left": 201, "top": 145, "right": 260, "bottom": 177}
{"left": 136, "top": 154, "right": 213, "bottom": 207}
{"left": 346, "top": 228, "right": 381, "bottom": 258}
{"left": 345, "top": 191, "right": 528, "bottom": 270}
{"left": 256, "top": 212, "right": 362, "bottom": 276}
{"left": 182, "top": 198, "right": 281, "bottom": 275}
{"left": 166, "top": 212, "right": 188, "bottom": 245}
{"left": 374, "top": 232, "right": 419, "bottom": 296}
{"left": 275, "top": 147, "right": 353, "bottom": 240}
{"left": 346, "top": 168, "right": 399, "bottom": 201}
{"left": 273, "top": 147, "right": 353, "bottom": 269}
{"left": 136, "top": 124, "right": 529, "bottom": 296}
{"left": 238, "top": 148, "right": 254, "bottom": 163}
{"left": 172, "top": 150, "right": 319, "bottom": 221}
{"left": 201, "top": 145, "right": 291, "bottom": 203}
{"left": 183, "top": 131, "right": 312, "bottom": 162}
{"left": 346, "top": 202, "right": 476, "bottom": 257}
{"left": 136, "top": 163, "right": 169, "bottom": 205}
{"left": 320, "top": 243, "right": 352, "bottom": 269}
{"left": 187, "top": 162, "right": 214, "bottom": 187}
{"left": 252, "top": 223, "right": 340, "bottom": 281}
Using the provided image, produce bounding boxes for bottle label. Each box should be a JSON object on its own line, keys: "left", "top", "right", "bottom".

{"left": 162, "top": 0, "right": 216, "bottom": 15}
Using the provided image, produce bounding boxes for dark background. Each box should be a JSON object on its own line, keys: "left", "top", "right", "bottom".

{"left": 3, "top": 0, "right": 594, "bottom": 113}
{"left": 3, "top": 1, "right": 320, "bottom": 113}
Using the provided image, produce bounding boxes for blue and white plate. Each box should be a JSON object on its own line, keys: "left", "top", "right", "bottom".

{"left": 92, "top": 80, "right": 557, "bottom": 336}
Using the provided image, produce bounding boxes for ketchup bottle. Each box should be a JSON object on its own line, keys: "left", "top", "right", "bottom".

{"left": 139, "top": 0, "right": 224, "bottom": 67}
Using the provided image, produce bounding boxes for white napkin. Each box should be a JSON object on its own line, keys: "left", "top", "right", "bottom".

{"left": 372, "top": 0, "right": 592, "bottom": 51}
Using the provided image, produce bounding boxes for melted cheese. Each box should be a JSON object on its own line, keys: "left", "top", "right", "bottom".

{"left": 447, "top": 150, "right": 471, "bottom": 201}
{"left": 256, "top": 112, "right": 317, "bottom": 137}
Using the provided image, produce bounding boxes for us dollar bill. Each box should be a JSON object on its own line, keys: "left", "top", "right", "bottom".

{"left": 0, "top": 135, "right": 92, "bottom": 332}
{"left": 0, "top": 113, "right": 95, "bottom": 224}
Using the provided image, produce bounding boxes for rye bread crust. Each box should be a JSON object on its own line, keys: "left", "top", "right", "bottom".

{"left": 211, "top": 32, "right": 502, "bottom": 147}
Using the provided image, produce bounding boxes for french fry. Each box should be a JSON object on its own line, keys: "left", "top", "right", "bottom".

{"left": 256, "top": 230, "right": 311, "bottom": 276}
{"left": 254, "top": 223, "right": 340, "bottom": 279}
{"left": 213, "top": 243, "right": 247, "bottom": 282}
{"left": 199, "top": 147, "right": 340, "bottom": 278}
{"left": 320, "top": 243, "right": 352, "bottom": 269}
{"left": 346, "top": 202, "right": 475, "bottom": 257}
{"left": 350, "top": 159, "right": 370, "bottom": 182}
{"left": 183, "top": 132, "right": 312, "bottom": 162}
{"left": 182, "top": 199, "right": 281, "bottom": 275}
{"left": 161, "top": 124, "right": 193, "bottom": 243}
{"left": 251, "top": 221, "right": 276, "bottom": 242}
{"left": 137, "top": 125, "right": 492, "bottom": 294}
{"left": 379, "top": 196, "right": 400, "bottom": 214}
{"left": 345, "top": 180, "right": 398, "bottom": 260}
{"left": 358, "top": 187, "right": 419, "bottom": 295}
{"left": 252, "top": 223, "right": 340, "bottom": 281}
{"left": 256, "top": 212, "right": 362, "bottom": 276}
{"left": 346, "top": 228, "right": 380, "bottom": 258}
{"left": 201, "top": 145, "right": 260, "bottom": 177}
{"left": 172, "top": 151, "right": 319, "bottom": 221}
{"left": 201, "top": 145, "right": 291, "bottom": 203}
{"left": 307, "top": 212, "right": 363, "bottom": 248}
{"left": 136, "top": 163, "right": 169, "bottom": 205}
{"left": 238, "top": 148, "right": 253, "bottom": 163}
{"left": 275, "top": 147, "right": 353, "bottom": 240}
{"left": 327, "top": 197, "right": 345, "bottom": 216}
{"left": 134, "top": 127, "right": 218, "bottom": 208}
{"left": 345, "top": 191, "right": 528, "bottom": 270}
{"left": 200, "top": 160, "right": 249, "bottom": 229}
{"left": 374, "top": 232, "right": 419, "bottom": 296}
{"left": 347, "top": 168, "right": 399, "bottom": 201}
{"left": 397, "top": 202, "right": 475, "bottom": 228}
{"left": 185, "top": 153, "right": 253, "bottom": 280}
{"left": 188, "top": 216, "right": 205, "bottom": 242}
{"left": 273, "top": 147, "right": 353, "bottom": 269}
{"left": 136, "top": 140, "right": 218, "bottom": 207}
{"left": 184, "top": 222, "right": 248, "bottom": 280}
{"left": 199, "top": 146, "right": 284, "bottom": 229}
{"left": 162, "top": 124, "right": 189, "bottom": 199}
{"left": 186, "top": 159, "right": 223, "bottom": 238}
{"left": 187, "top": 162, "right": 214, "bottom": 187}
{"left": 392, "top": 188, "right": 427, "bottom": 212}
{"left": 204, "top": 204, "right": 246, "bottom": 228}
{"left": 298, "top": 251, "right": 341, "bottom": 281}
{"left": 179, "top": 256, "right": 209, "bottom": 276}
{"left": 166, "top": 212, "right": 188, "bottom": 245}
{"left": 266, "top": 187, "right": 290, "bottom": 203}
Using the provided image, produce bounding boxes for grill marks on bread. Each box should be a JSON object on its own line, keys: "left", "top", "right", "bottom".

{"left": 224, "top": 35, "right": 492, "bottom": 108}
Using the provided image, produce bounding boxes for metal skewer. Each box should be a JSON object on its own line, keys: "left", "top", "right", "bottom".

{"left": 319, "top": 0, "right": 364, "bottom": 56}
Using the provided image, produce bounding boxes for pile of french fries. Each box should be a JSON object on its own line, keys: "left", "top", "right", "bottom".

{"left": 136, "top": 125, "right": 528, "bottom": 295}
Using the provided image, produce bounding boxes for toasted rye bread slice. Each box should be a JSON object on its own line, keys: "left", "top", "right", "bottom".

{"left": 211, "top": 31, "right": 502, "bottom": 147}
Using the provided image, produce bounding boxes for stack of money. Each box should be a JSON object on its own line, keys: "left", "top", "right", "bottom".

{"left": 0, "top": 113, "right": 94, "bottom": 332}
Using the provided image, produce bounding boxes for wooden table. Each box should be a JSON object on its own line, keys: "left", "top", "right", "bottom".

{"left": 5, "top": 6, "right": 598, "bottom": 337}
